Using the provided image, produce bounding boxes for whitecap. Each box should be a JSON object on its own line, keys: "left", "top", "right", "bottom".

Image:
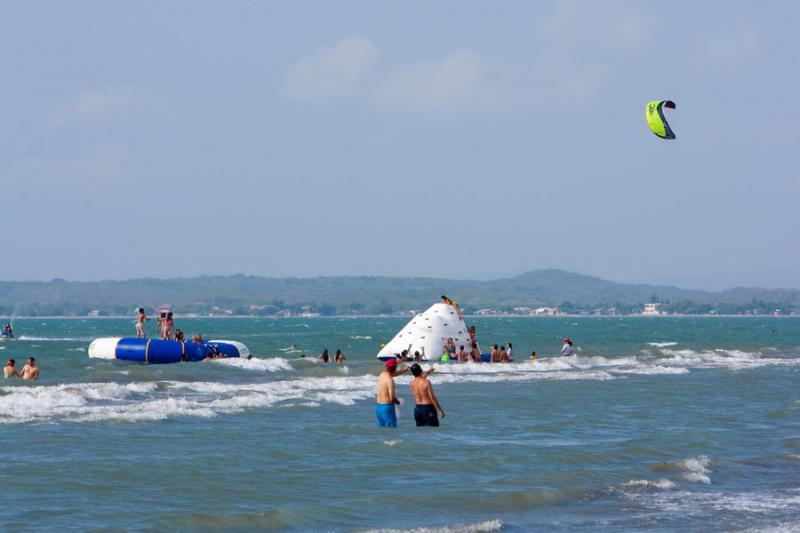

{"left": 358, "top": 518, "right": 502, "bottom": 533}
{"left": 212, "top": 357, "right": 294, "bottom": 372}
{"left": 648, "top": 342, "right": 679, "bottom": 348}
{"left": 621, "top": 479, "right": 676, "bottom": 490}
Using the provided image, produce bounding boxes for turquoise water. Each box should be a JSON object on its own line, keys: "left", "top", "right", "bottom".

{"left": 1, "top": 317, "right": 799, "bottom": 532}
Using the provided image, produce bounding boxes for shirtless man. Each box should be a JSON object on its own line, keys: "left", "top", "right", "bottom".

{"left": 409, "top": 364, "right": 445, "bottom": 427}
{"left": 376, "top": 358, "right": 406, "bottom": 428}
{"left": 4, "top": 359, "right": 18, "bottom": 378}
{"left": 135, "top": 308, "right": 150, "bottom": 338}
{"left": 19, "top": 357, "right": 39, "bottom": 381}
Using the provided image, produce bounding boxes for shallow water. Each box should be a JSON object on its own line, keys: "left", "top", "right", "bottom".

{"left": 1, "top": 317, "right": 798, "bottom": 531}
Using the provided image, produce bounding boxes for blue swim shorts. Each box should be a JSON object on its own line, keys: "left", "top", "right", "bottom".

{"left": 376, "top": 403, "right": 397, "bottom": 428}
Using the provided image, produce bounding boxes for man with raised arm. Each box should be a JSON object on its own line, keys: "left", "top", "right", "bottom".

{"left": 409, "top": 364, "right": 445, "bottom": 427}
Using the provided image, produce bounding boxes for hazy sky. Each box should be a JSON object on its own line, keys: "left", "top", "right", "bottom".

{"left": 2, "top": 1, "right": 798, "bottom": 288}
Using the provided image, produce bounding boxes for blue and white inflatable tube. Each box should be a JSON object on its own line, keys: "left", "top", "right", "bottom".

{"left": 88, "top": 337, "right": 250, "bottom": 364}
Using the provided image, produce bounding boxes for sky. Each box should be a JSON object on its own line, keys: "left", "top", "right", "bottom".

{"left": 1, "top": 1, "right": 799, "bottom": 289}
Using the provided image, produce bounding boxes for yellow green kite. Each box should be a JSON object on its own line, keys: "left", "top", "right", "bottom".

{"left": 645, "top": 100, "right": 676, "bottom": 140}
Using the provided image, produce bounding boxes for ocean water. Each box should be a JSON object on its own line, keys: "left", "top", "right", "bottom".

{"left": 0, "top": 316, "right": 798, "bottom": 532}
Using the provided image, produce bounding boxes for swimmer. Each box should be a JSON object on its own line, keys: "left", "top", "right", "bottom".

{"left": 174, "top": 329, "right": 185, "bottom": 342}
{"left": 4, "top": 359, "right": 18, "bottom": 378}
{"left": 499, "top": 345, "right": 509, "bottom": 363}
{"left": 530, "top": 350, "right": 538, "bottom": 360}
{"left": 191, "top": 333, "right": 203, "bottom": 344}
{"left": 335, "top": 349, "right": 346, "bottom": 364}
{"left": 375, "top": 358, "right": 409, "bottom": 428}
{"left": 19, "top": 357, "right": 39, "bottom": 381}
{"left": 409, "top": 364, "right": 445, "bottom": 427}
{"left": 561, "top": 338, "right": 573, "bottom": 356}
{"left": 455, "top": 345, "right": 467, "bottom": 361}
{"left": 319, "top": 349, "right": 330, "bottom": 363}
{"left": 470, "top": 342, "right": 481, "bottom": 363}
{"left": 490, "top": 344, "right": 500, "bottom": 363}
{"left": 507, "top": 342, "right": 515, "bottom": 362}
{"left": 135, "top": 308, "right": 149, "bottom": 338}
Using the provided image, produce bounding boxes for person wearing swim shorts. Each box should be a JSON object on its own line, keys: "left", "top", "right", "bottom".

{"left": 375, "top": 358, "right": 408, "bottom": 428}
{"left": 135, "top": 308, "right": 149, "bottom": 338}
{"left": 409, "top": 363, "right": 445, "bottom": 427}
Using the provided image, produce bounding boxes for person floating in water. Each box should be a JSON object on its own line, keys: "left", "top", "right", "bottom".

{"left": 4, "top": 359, "right": 18, "bottom": 378}
{"left": 561, "top": 338, "right": 573, "bottom": 356}
{"left": 375, "top": 358, "right": 410, "bottom": 428}
{"left": 135, "top": 308, "right": 149, "bottom": 338}
{"left": 409, "top": 364, "right": 445, "bottom": 427}
{"left": 19, "top": 357, "right": 39, "bottom": 381}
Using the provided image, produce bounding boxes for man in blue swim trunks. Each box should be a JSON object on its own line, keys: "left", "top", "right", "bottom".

{"left": 376, "top": 358, "right": 406, "bottom": 428}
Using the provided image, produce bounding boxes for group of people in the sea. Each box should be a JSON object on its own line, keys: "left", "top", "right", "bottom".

{"left": 3, "top": 357, "right": 38, "bottom": 381}
{"left": 317, "top": 349, "right": 346, "bottom": 364}
{"left": 374, "top": 336, "right": 576, "bottom": 430}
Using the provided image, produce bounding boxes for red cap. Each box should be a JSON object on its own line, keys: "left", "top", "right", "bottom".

{"left": 563, "top": 337, "right": 570, "bottom": 343}
{"left": 386, "top": 358, "right": 398, "bottom": 370}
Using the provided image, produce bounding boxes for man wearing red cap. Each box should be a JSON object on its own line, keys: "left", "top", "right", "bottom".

{"left": 376, "top": 357, "right": 408, "bottom": 428}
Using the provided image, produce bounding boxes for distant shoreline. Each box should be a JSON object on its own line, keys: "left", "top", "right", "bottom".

{"left": 2, "top": 314, "right": 798, "bottom": 320}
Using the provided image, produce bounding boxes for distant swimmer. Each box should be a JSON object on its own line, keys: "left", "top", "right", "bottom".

{"left": 375, "top": 358, "right": 407, "bottom": 428}
{"left": 319, "top": 349, "right": 330, "bottom": 363}
{"left": 490, "top": 344, "right": 500, "bottom": 363}
{"left": 507, "top": 342, "right": 515, "bottom": 362}
{"left": 530, "top": 350, "right": 538, "bottom": 361}
{"left": 4, "top": 359, "right": 18, "bottom": 378}
{"left": 409, "top": 364, "right": 445, "bottom": 427}
{"left": 19, "top": 357, "right": 39, "bottom": 381}
{"left": 561, "top": 338, "right": 573, "bottom": 356}
{"left": 499, "top": 345, "right": 509, "bottom": 363}
{"left": 135, "top": 308, "right": 150, "bottom": 338}
{"left": 2, "top": 323, "right": 13, "bottom": 338}
{"left": 335, "top": 349, "right": 346, "bottom": 364}
{"left": 470, "top": 342, "right": 481, "bottom": 363}
{"left": 456, "top": 345, "right": 467, "bottom": 361}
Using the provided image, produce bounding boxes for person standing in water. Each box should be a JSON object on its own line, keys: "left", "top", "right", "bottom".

{"left": 507, "top": 342, "right": 515, "bottom": 362}
{"left": 4, "top": 359, "right": 18, "bottom": 378}
{"left": 135, "top": 308, "right": 149, "bottom": 338}
{"left": 375, "top": 358, "right": 409, "bottom": 428}
{"left": 561, "top": 338, "right": 573, "bottom": 356}
{"left": 409, "top": 364, "right": 445, "bottom": 427}
{"left": 319, "top": 349, "right": 330, "bottom": 363}
{"left": 335, "top": 349, "right": 346, "bottom": 364}
{"left": 19, "top": 357, "right": 39, "bottom": 381}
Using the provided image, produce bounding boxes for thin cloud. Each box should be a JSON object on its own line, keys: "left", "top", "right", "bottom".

{"left": 284, "top": 3, "right": 648, "bottom": 116}
{"left": 46, "top": 86, "right": 151, "bottom": 126}
{"left": 283, "top": 35, "right": 379, "bottom": 101}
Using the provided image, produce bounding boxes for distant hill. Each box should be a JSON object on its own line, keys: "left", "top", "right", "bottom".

{"left": 1, "top": 269, "right": 798, "bottom": 316}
